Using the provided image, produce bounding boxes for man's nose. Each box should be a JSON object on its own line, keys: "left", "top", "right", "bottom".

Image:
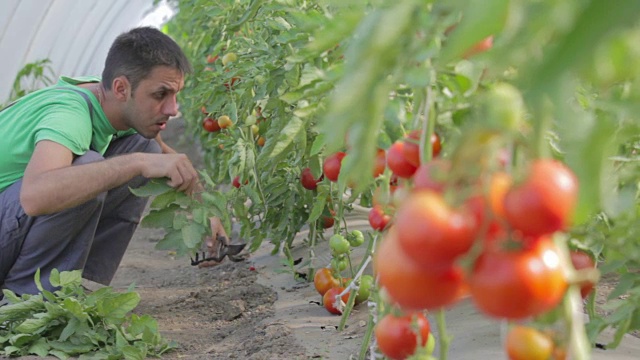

{"left": 163, "top": 95, "right": 179, "bottom": 117}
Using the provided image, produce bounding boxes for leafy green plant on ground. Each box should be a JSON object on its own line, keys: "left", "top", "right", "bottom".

{"left": 0, "top": 269, "right": 175, "bottom": 359}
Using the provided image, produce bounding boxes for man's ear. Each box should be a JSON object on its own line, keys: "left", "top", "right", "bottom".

{"left": 112, "top": 76, "right": 131, "bottom": 101}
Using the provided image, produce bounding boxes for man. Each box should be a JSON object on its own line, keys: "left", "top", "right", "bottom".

{"left": 0, "top": 27, "right": 225, "bottom": 296}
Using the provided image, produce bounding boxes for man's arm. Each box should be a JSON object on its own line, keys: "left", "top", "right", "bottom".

{"left": 20, "top": 140, "right": 200, "bottom": 216}
{"left": 155, "top": 133, "right": 177, "bottom": 154}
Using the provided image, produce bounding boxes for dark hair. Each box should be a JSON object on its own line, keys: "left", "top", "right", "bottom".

{"left": 102, "top": 26, "right": 192, "bottom": 92}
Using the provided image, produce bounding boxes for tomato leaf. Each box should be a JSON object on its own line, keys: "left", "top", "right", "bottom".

{"left": 129, "top": 179, "right": 173, "bottom": 197}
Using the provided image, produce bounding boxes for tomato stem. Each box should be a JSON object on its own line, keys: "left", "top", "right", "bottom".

{"left": 436, "top": 309, "right": 451, "bottom": 360}
{"left": 358, "top": 313, "right": 375, "bottom": 360}
{"left": 564, "top": 285, "right": 592, "bottom": 360}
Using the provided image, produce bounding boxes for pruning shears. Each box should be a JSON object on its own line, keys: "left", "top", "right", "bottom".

{"left": 190, "top": 235, "right": 248, "bottom": 266}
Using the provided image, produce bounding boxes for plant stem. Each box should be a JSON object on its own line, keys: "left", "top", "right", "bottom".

{"left": 564, "top": 286, "right": 591, "bottom": 360}
{"left": 358, "top": 313, "right": 375, "bottom": 360}
{"left": 436, "top": 309, "right": 451, "bottom": 360}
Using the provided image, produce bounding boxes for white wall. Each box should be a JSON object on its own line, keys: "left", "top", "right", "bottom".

{"left": 0, "top": 0, "right": 173, "bottom": 103}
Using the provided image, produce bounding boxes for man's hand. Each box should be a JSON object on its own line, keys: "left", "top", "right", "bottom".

{"left": 198, "top": 217, "right": 229, "bottom": 268}
{"left": 141, "top": 153, "right": 201, "bottom": 195}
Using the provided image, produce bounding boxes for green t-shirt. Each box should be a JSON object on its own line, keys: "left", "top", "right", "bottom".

{"left": 0, "top": 76, "right": 118, "bottom": 193}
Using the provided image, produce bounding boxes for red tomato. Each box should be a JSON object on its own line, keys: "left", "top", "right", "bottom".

{"left": 369, "top": 205, "right": 392, "bottom": 231}
{"left": 323, "top": 152, "right": 346, "bottom": 182}
{"left": 395, "top": 191, "right": 477, "bottom": 270}
{"left": 373, "top": 148, "right": 387, "bottom": 178}
{"left": 224, "top": 76, "right": 240, "bottom": 89}
{"left": 465, "top": 194, "right": 505, "bottom": 246}
{"left": 403, "top": 130, "right": 442, "bottom": 167}
{"left": 387, "top": 142, "right": 418, "bottom": 178}
{"left": 314, "top": 268, "right": 339, "bottom": 296}
{"left": 374, "top": 229, "right": 466, "bottom": 310}
{"left": 375, "top": 313, "right": 431, "bottom": 360}
{"left": 570, "top": 250, "right": 596, "bottom": 298}
{"left": 505, "top": 325, "right": 554, "bottom": 360}
{"left": 203, "top": 117, "right": 221, "bottom": 132}
{"left": 469, "top": 238, "right": 567, "bottom": 320}
{"left": 323, "top": 287, "right": 349, "bottom": 315}
{"left": 301, "top": 167, "right": 322, "bottom": 190}
{"left": 504, "top": 159, "right": 578, "bottom": 237}
{"left": 232, "top": 176, "right": 242, "bottom": 188}
{"left": 413, "top": 159, "right": 450, "bottom": 193}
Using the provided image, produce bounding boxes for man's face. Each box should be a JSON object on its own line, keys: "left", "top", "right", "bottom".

{"left": 123, "top": 66, "right": 184, "bottom": 139}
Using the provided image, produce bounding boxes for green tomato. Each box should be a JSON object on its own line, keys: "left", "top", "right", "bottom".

{"left": 329, "top": 234, "right": 350, "bottom": 255}
{"left": 347, "top": 230, "right": 365, "bottom": 247}
{"left": 425, "top": 333, "right": 436, "bottom": 354}
{"left": 245, "top": 114, "right": 257, "bottom": 126}
{"left": 331, "top": 257, "right": 348, "bottom": 272}
{"left": 355, "top": 274, "right": 374, "bottom": 304}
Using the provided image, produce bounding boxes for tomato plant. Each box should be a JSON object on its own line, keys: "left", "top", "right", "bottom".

{"left": 505, "top": 325, "right": 554, "bottom": 360}
{"left": 387, "top": 141, "right": 418, "bottom": 179}
{"left": 403, "top": 130, "right": 442, "bottom": 167}
{"left": 368, "top": 205, "right": 392, "bottom": 232}
{"left": 314, "top": 268, "right": 339, "bottom": 296}
{"left": 469, "top": 238, "right": 567, "bottom": 320}
{"left": 375, "top": 313, "right": 431, "bottom": 360}
{"left": 300, "top": 167, "right": 322, "bottom": 190}
{"left": 569, "top": 249, "right": 596, "bottom": 298}
{"left": 504, "top": 159, "right": 578, "bottom": 238}
{"left": 329, "top": 234, "right": 351, "bottom": 255}
{"left": 323, "top": 287, "right": 349, "bottom": 315}
{"left": 323, "top": 152, "right": 346, "bottom": 182}
{"left": 394, "top": 190, "right": 477, "bottom": 270}
{"left": 374, "top": 229, "right": 466, "bottom": 311}
{"left": 202, "top": 117, "right": 221, "bottom": 132}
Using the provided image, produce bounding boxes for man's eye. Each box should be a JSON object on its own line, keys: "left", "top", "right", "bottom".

{"left": 154, "top": 92, "right": 166, "bottom": 99}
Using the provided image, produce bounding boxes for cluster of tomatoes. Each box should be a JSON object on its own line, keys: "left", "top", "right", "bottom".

{"left": 367, "top": 131, "right": 599, "bottom": 358}
{"left": 313, "top": 230, "right": 374, "bottom": 315}
{"left": 315, "top": 126, "right": 597, "bottom": 359}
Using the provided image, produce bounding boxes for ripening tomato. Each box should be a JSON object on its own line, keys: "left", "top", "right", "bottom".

{"left": 375, "top": 313, "right": 431, "bottom": 360}
{"left": 387, "top": 142, "right": 418, "bottom": 178}
{"left": 403, "top": 130, "right": 442, "bottom": 167}
{"left": 314, "top": 268, "right": 340, "bottom": 296}
{"left": 369, "top": 205, "right": 392, "bottom": 231}
{"left": 395, "top": 191, "right": 477, "bottom": 271}
{"left": 413, "top": 159, "right": 450, "bottom": 193}
{"left": 323, "top": 286, "right": 349, "bottom": 315}
{"left": 224, "top": 76, "right": 240, "bottom": 89}
{"left": 373, "top": 148, "right": 387, "bottom": 178}
{"left": 489, "top": 171, "right": 512, "bottom": 220}
{"left": 469, "top": 238, "right": 567, "bottom": 320}
{"left": 323, "top": 152, "right": 346, "bottom": 182}
{"left": 503, "top": 159, "right": 578, "bottom": 237}
{"left": 374, "top": 229, "right": 466, "bottom": 310}
{"left": 256, "top": 136, "right": 266, "bottom": 146}
{"left": 206, "top": 54, "right": 219, "bottom": 64}
{"left": 505, "top": 326, "right": 554, "bottom": 360}
{"left": 301, "top": 167, "right": 322, "bottom": 190}
{"left": 463, "top": 35, "right": 494, "bottom": 58}
{"left": 203, "top": 117, "right": 221, "bottom": 132}
{"left": 570, "top": 249, "right": 596, "bottom": 298}
{"left": 218, "top": 115, "right": 234, "bottom": 129}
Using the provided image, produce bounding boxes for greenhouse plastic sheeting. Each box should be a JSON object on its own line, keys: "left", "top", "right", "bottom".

{"left": 0, "top": 0, "right": 172, "bottom": 103}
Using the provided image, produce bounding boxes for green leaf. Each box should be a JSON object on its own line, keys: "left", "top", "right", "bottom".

{"left": 129, "top": 179, "right": 173, "bottom": 197}
{"left": 150, "top": 191, "right": 178, "bottom": 209}
{"left": 27, "top": 337, "right": 50, "bottom": 357}
{"left": 57, "top": 270, "right": 82, "bottom": 288}
{"left": 608, "top": 273, "right": 637, "bottom": 300}
{"left": 15, "top": 316, "right": 51, "bottom": 334}
{"left": 58, "top": 317, "right": 82, "bottom": 342}
{"left": 122, "top": 345, "right": 145, "bottom": 360}
{"left": 96, "top": 293, "right": 140, "bottom": 324}
{"left": 181, "top": 222, "right": 206, "bottom": 250}
{"left": 140, "top": 205, "right": 180, "bottom": 229}
{"left": 154, "top": 230, "right": 188, "bottom": 254}
{"left": 308, "top": 191, "right": 328, "bottom": 223}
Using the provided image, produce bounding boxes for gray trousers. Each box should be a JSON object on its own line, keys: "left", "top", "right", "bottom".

{"left": 0, "top": 135, "right": 161, "bottom": 295}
